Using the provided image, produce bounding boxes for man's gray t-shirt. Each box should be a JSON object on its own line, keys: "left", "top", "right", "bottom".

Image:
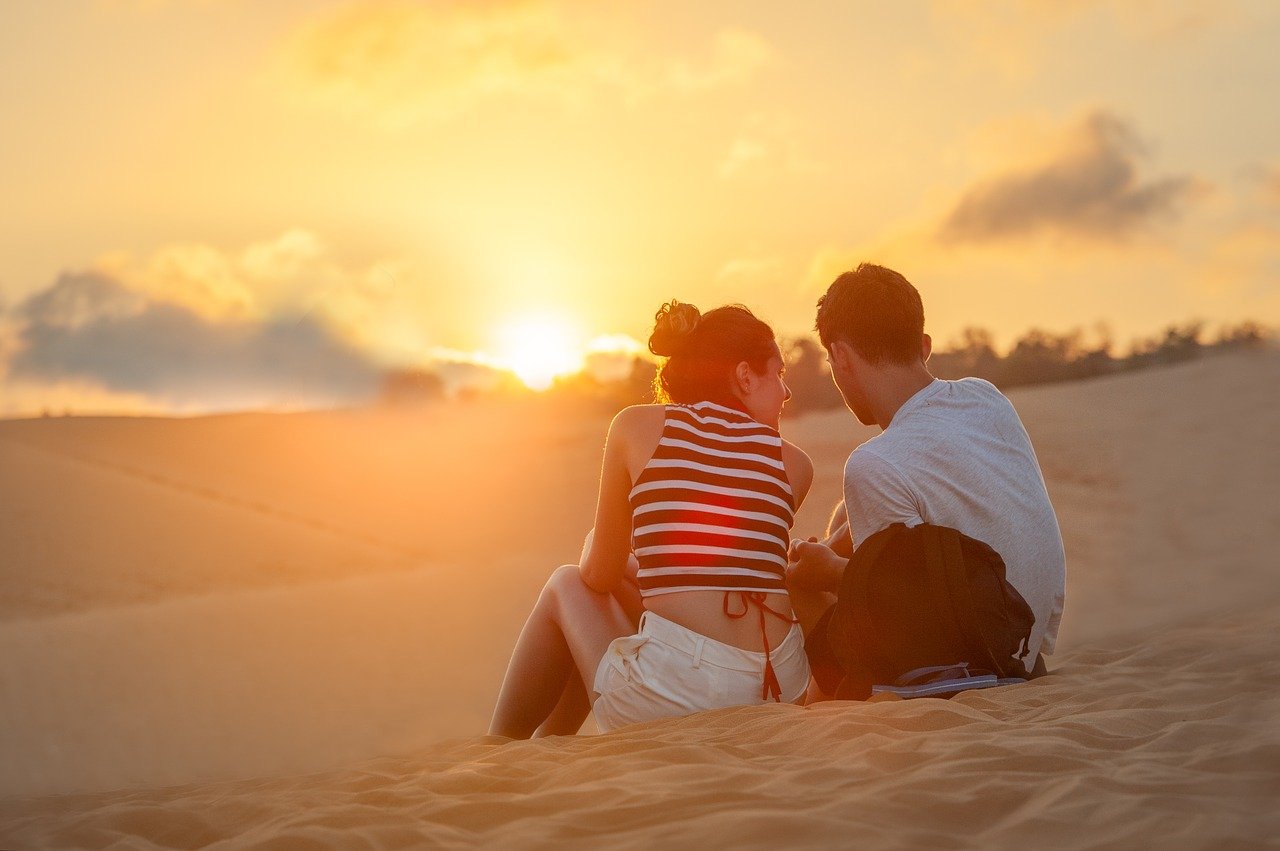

{"left": 843, "top": 377, "right": 1066, "bottom": 658}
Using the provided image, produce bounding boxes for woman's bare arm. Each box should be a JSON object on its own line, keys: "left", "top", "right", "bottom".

{"left": 578, "top": 407, "right": 646, "bottom": 593}
{"left": 782, "top": 439, "right": 815, "bottom": 512}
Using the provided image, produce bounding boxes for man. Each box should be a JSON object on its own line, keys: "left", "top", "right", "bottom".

{"left": 787, "top": 263, "right": 1065, "bottom": 692}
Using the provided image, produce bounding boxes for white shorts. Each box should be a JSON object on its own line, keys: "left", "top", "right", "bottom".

{"left": 591, "top": 610, "right": 810, "bottom": 733}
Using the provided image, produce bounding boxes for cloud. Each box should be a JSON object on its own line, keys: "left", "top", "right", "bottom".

{"left": 14, "top": 269, "right": 149, "bottom": 329}
{"left": 940, "top": 111, "right": 1199, "bottom": 242}
{"left": 88, "top": 229, "right": 430, "bottom": 366}
{"left": 421, "top": 348, "right": 522, "bottom": 396}
{"left": 664, "top": 29, "right": 776, "bottom": 93}
{"left": 0, "top": 229, "right": 594, "bottom": 412}
{"left": 91, "top": 228, "right": 341, "bottom": 322}
{"left": 717, "top": 113, "right": 821, "bottom": 179}
{"left": 5, "top": 270, "right": 382, "bottom": 411}
{"left": 276, "top": 1, "right": 776, "bottom": 125}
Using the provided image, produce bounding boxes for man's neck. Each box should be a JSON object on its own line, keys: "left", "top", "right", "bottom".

{"left": 871, "top": 365, "right": 935, "bottom": 430}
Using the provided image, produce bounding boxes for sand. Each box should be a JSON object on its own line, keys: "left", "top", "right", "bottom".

{"left": 1, "top": 350, "right": 1277, "bottom": 848}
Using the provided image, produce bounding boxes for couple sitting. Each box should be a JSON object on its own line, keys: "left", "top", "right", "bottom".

{"left": 489, "top": 264, "right": 1066, "bottom": 737}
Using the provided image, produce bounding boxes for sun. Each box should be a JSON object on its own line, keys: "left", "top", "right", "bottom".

{"left": 494, "top": 313, "right": 585, "bottom": 391}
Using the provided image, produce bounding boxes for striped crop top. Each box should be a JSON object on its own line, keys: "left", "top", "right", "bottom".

{"left": 629, "top": 401, "right": 795, "bottom": 598}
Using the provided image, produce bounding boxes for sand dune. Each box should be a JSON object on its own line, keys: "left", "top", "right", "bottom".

{"left": 3, "top": 605, "right": 1276, "bottom": 848}
{"left": 1, "top": 351, "right": 1277, "bottom": 847}
{"left": 0, "top": 400, "right": 623, "bottom": 592}
{"left": 0, "top": 434, "right": 410, "bottom": 618}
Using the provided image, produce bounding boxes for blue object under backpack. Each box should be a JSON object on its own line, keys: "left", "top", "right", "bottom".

{"left": 871, "top": 663, "right": 1026, "bottom": 699}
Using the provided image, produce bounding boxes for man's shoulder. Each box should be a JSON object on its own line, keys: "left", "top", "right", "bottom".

{"left": 844, "top": 441, "right": 910, "bottom": 484}
{"left": 956, "top": 375, "right": 999, "bottom": 391}
{"left": 944, "top": 375, "right": 1008, "bottom": 403}
{"left": 923, "top": 377, "right": 1021, "bottom": 425}
{"left": 850, "top": 377, "right": 1025, "bottom": 471}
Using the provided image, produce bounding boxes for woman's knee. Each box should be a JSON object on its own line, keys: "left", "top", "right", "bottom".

{"left": 538, "top": 564, "right": 584, "bottom": 608}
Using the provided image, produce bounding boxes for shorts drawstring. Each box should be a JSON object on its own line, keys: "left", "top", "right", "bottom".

{"left": 723, "top": 591, "right": 800, "bottom": 702}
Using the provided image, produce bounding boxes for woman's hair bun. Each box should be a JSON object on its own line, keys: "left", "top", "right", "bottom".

{"left": 649, "top": 300, "right": 701, "bottom": 357}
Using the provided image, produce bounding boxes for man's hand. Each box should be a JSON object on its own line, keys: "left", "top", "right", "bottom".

{"left": 786, "top": 537, "right": 846, "bottom": 593}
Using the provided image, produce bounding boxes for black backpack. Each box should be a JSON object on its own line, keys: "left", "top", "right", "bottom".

{"left": 806, "top": 522, "right": 1036, "bottom": 700}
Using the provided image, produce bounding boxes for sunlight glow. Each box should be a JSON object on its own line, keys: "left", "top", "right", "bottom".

{"left": 495, "top": 313, "right": 585, "bottom": 391}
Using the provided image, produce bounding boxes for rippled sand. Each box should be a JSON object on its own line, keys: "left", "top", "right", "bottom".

{"left": 1, "top": 352, "right": 1277, "bottom": 848}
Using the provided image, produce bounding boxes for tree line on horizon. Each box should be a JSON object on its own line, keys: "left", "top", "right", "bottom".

{"left": 379, "top": 319, "right": 1272, "bottom": 414}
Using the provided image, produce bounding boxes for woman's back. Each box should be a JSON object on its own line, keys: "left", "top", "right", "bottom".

{"left": 617, "top": 402, "right": 807, "bottom": 651}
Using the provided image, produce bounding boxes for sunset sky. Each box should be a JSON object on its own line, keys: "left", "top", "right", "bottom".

{"left": 1, "top": 0, "right": 1278, "bottom": 412}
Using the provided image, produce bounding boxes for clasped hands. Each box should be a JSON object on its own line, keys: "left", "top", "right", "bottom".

{"left": 786, "top": 535, "right": 846, "bottom": 594}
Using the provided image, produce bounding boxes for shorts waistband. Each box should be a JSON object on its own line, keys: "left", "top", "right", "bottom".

{"left": 637, "top": 610, "right": 804, "bottom": 674}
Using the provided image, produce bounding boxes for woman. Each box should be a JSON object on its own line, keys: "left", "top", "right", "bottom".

{"left": 489, "top": 300, "right": 814, "bottom": 737}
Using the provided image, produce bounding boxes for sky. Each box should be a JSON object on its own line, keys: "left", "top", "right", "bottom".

{"left": 1, "top": 0, "right": 1278, "bottom": 413}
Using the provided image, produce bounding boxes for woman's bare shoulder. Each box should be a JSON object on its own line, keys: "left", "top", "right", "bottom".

{"left": 781, "top": 438, "right": 813, "bottom": 470}
{"left": 606, "top": 405, "right": 667, "bottom": 480}
{"left": 608, "top": 404, "right": 667, "bottom": 438}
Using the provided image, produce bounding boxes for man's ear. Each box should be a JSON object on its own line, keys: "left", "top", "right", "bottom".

{"left": 829, "top": 340, "right": 854, "bottom": 372}
{"left": 734, "top": 360, "right": 755, "bottom": 394}
{"left": 921, "top": 333, "right": 933, "bottom": 364}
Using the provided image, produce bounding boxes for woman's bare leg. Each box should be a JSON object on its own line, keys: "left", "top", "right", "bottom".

{"left": 489, "top": 565, "right": 635, "bottom": 739}
{"left": 534, "top": 556, "right": 644, "bottom": 737}
{"left": 534, "top": 670, "right": 590, "bottom": 737}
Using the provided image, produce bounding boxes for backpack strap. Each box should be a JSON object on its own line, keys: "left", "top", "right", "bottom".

{"left": 921, "top": 524, "right": 969, "bottom": 655}
{"left": 936, "top": 525, "right": 1007, "bottom": 677}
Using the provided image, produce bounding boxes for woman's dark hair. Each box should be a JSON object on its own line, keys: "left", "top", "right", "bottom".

{"left": 648, "top": 300, "right": 777, "bottom": 406}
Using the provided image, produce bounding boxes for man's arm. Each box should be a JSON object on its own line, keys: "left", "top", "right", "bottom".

{"left": 786, "top": 450, "right": 922, "bottom": 595}
{"left": 823, "top": 503, "right": 852, "bottom": 558}
{"left": 842, "top": 449, "right": 922, "bottom": 549}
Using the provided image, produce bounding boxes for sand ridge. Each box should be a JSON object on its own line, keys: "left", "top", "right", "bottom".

{"left": 2, "top": 604, "right": 1277, "bottom": 848}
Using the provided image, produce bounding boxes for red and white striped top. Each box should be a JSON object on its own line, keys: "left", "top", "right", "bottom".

{"left": 629, "top": 401, "right": 795, "bottom": 597}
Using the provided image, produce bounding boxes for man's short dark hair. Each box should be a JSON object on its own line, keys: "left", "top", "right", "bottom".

{"left": 815, "top": 263, "right": 925, "bottom": 365}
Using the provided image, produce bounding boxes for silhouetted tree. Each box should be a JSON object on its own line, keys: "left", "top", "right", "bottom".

{"left": 546, "top": 355, "right": 659, "bottom": 412}
{"left": 930, "top": 327, "right": 1002, "bottom": 382}
{"left": 378, "top": 369, "right": 445, "bottom": 407}
{"left": 782, "top": 337, "right": 843, "bottom": 414}
{"left": 626, "top": 356, "right": 659, "bottom": 406}
{"left": 439, "top": 318, "right": 1271, "bottom": 415}
{"left": 999, "top": 329, "right": 1079, "bottom": 387}
{"left": 1214, "top": 321, "right": 1268, "bottom": 351}
{"left": 1127, "top": 321, "right": 1205, "bottom": 371}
